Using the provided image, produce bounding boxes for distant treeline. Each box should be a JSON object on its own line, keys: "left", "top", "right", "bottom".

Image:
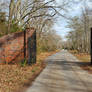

{"left": 64, "top": 2, "right": 92, "bottom": 54}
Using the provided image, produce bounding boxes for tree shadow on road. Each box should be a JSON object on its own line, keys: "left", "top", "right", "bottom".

{"left": 29, "top": 59, "right": 92, "bottom": 92}
{"left": 46, "top": 59, "right": 91, "bottom": 72}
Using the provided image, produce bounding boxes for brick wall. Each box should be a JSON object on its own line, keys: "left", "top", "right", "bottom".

{"left": 0, "top": 28, "right": 35, "bottom": 64}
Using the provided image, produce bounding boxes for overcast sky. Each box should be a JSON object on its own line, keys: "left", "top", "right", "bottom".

{"left": 54, "top": 0, "right": 92, "bottom": 41}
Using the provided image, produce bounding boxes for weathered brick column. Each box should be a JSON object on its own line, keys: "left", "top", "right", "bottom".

{"left": 0, "top": 28, "right": 35, "bottom": 64}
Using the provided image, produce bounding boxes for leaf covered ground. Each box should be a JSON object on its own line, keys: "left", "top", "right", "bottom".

{"left": 70, "top": 50, "right": 92, "bottom": 74}
{"left": 0, "top": 51, "right": 57, "bottom": 92}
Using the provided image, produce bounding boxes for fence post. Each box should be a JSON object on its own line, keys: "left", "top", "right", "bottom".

{"left": 90, "top": 28, "right": 92, "bottom": 65}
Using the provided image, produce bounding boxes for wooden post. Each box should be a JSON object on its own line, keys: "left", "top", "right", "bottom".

{"left": 90, "top": 28, "right": 92, "bottom": 65}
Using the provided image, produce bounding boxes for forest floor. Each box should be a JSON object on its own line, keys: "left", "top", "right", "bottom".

{"left": 69, "top": 50, "right": 92, "bottom": 74}
{"left": 0, "top": 51, "right": 58, "bottom": 92}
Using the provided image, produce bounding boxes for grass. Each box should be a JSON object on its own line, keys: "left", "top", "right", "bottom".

{"left": 69, "top": 50, "right": 92, "bottom": 74}
{"left": 0, "top": 51, "right": 58, "bottom": 92}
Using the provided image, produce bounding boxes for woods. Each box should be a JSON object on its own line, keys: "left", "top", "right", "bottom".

{"left": 0, "top": 0, "right": 71, "bottom": 52}
{"left": 1, "top": 0, "right": 92, "bottom": 54}
{"left": 65, "top": 1, "right": 92, "bottom": 53}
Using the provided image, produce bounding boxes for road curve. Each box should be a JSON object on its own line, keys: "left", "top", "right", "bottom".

{"left": 26, "top": 50, "right": 92, "bottom": 92}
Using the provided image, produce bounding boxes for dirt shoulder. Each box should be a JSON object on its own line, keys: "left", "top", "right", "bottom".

{"left": 69, "top": 50, "right": 92, "bottom": 74}
{"left": 0, "top": 51, "right": 58, "bottom": 92}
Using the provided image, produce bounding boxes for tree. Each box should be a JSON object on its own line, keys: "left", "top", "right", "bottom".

{"left": 0, "top": 12, "right": 7, "bottom": 36}
{"left": 66, "top": 1, "right": 92, "bottom": 53}
{"left": 7, "top": 0, "right": 71, "bottom": 31}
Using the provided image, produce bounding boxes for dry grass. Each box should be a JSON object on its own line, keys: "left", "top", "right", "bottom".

{"left": 69, "top": 50, "right": 92, "bottom": 74}
{"left": 0, "top": 51, "right": 57, "bottom": 92}
{"left": 70, "top": 50, "right": 90, "bottom": 62}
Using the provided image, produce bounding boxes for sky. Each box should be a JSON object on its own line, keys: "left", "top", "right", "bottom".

{"left": 54, "top": 0, "right": 92, "bottom": 41}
